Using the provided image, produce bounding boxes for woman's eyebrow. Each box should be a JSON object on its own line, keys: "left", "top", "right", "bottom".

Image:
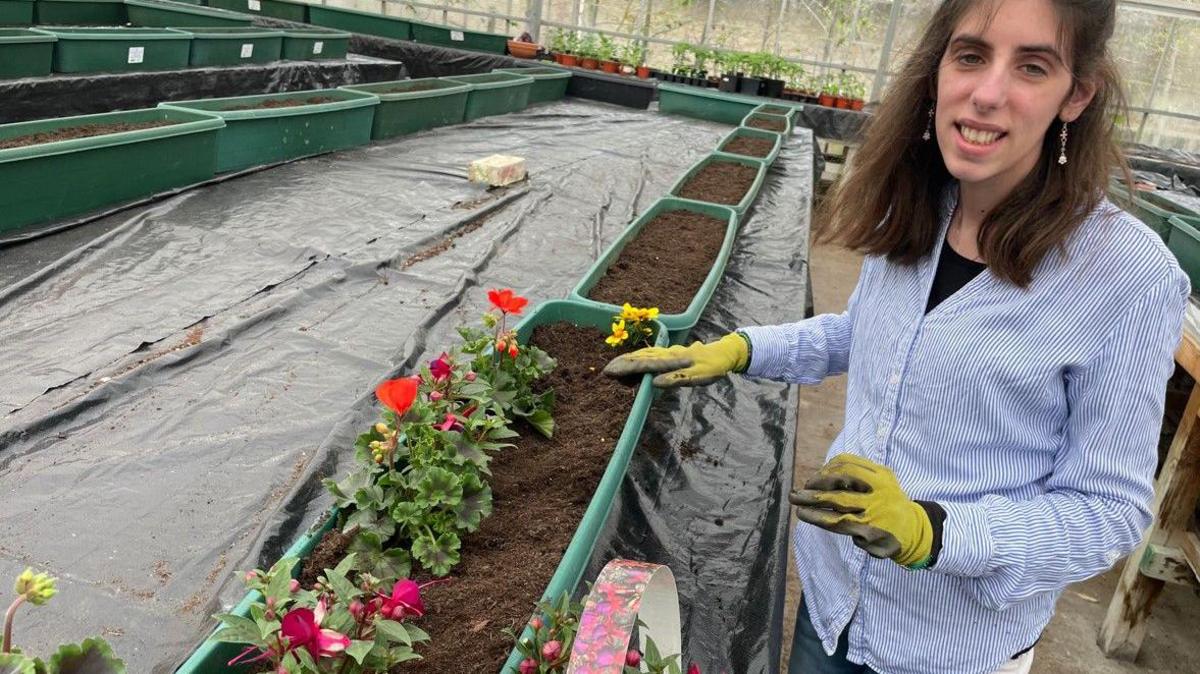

{"left": 949, "top": 34, "right": 1063, "bottom": 65}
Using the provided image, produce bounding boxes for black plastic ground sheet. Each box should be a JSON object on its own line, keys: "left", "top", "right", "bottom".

{"left": 0, "top": 100, "right": 811, "bottom": 673}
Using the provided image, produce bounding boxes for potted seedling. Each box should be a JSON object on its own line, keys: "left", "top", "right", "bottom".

{"left": 844, "top": 72, "right": 866, "bottom": 110}
{"left": 760, "top": 54, "right": 787, "bottom": 98}
{"left": 782, "top": 63, "right": 807, "bottom": 101}
{"left": 669, "top": 42, "right": 691, "bottom": 83}
{"left": 818, "top": 74, "right": 837, "bottom": 107}
{"left": 578, "top": 32, "right": 599, "bottom": 69}
{"left": 623, "top": 41, "right": 649, "bottom": 78}
{"left": 690, "top": 45, "right": 711, "bottom": 87}
{"left": 560, "top": 31, "right": 580, "bottom": 67}
{"left": 716, "top": 49, "right": 740, "bottom": 92}
{"left": 738, "top": 51, "right": 767, "bottom": 96}
{"left": 548, "top": 28, "right": 567, "bottom": 64}
{"left": 597, "top": 33, "right": 619, "bottom": 73}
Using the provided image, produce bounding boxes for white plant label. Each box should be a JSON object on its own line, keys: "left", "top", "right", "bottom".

{"left": 240, "top": 43, "right": 254, "bottom": 58}
{"left": 313, "top": 41, "right": 324, "bottom": 54}
{"left": 248, "top": 0, "right": 261, "bottom": 10}
{"left": 127, "top": 46, "right": 144, "bottom": 64}
{"left": 450, "top": 30, "right": 464, "bottom": 41}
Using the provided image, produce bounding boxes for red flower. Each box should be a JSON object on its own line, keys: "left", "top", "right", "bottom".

{"left": 626, "top": 649, "right": 642, "bottom": 667}
{"left": 688, "top": 664, "right": 701, "bottom": 674}
{"left": 429, "top": 352, "right": 453, "bottom": 382}
{"left": 377, "top": 578, "right": 425, "bottom": 621}
{"left": 279, "top": 601, "right": 349, "bottom": 659}
{"left": 519, "top": 659, "right": 538, "bottom": 674}
{"left": 433, "top": 412, "right": 462, "bottom": 432}
{"left": 375, "top": 376, "right": 419, "bottom": 416}
{"left": 487, "top": 288, "right": 528, "bottom": 315}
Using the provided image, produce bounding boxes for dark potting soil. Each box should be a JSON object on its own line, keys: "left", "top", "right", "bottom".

{"left": 745, "top": 115, "right": 788, "bottom": 132}
{"left": 300, "top": 323, "right": 641, "bottom": 673}
{"left": 381, "top": 81, "right": 443, "bottom": 94}
{"left": 676, "top": 160, "right": 758, "bottom": 206}
{"left": 586, "top": 209, "right": 728, "bottom": 314}
{"left": 758, "top": 105, "right": 790, "bottom": 115}
{"left": 0, "top": 121, "right": 176, "bottom": 150}
{"left": 221, "top": 96, "right": 337, "bottom": 111}
{"left": 721, "top": 135, "right": 775, "bottom": 158}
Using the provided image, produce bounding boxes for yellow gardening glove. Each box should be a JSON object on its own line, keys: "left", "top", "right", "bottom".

{"left": 790, "top": 454, "right": 934, "bottom": 567}
{"left": 602, "top": 333, "right": 749, "bottom": 388}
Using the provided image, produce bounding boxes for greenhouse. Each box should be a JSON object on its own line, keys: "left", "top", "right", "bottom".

{"left": 1, "top": 0, "right": 1198, "bottom": 673}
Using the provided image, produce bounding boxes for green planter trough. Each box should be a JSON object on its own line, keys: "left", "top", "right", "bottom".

{"left": 125, "top": 0, "right": 253, "bottom": 28}
{"left": 658, "top": 82, "right": 760, "bottom": 125}
{"left": 750, "top": 101, "right": 799, "bottom": 123}
{"left": 340, "top": 77, "right": 470, "bottom": 140}
{"left": 280, "top": 27, "right": 348, "bottom": 60}
{"left": 0, "top": 107, "right": 222, "bottom": 235}
{"left": 34, "top": 0, "right": 125, "bottom": 25}
{"left": 570, "top": 197, "right": 740, "bottom": 343}
{"left": 494, "top": 66, "right": 570, "bottom": 104}
{"left": 171, "top": 26, "right": 282, "bottom": 66}
{"left": 0, "top": 0, "right": 33, "bottom": 25}
{"left": 1168, "top": 215, "right": 1200, "bottom": 292}
{"left": 34, "top": 26, "right": 191, "bottom": 73}
{"left": 0, "top": 27, "right": 54, "bottom": 78}
{"left": 158, "top": 88, "right": 379, "bottom": 173}
{"left": 205, "top": 0, "right": 306, "bottom": 23}
{"left": 409, "top": 18, "right": 507, "bottom": 54}
{"left": 440, "top": 71, "right": 533, "bottom": 121}
{"left": 1109, "top": 182, "right": 1173, "bottom": 242}
{"left": 669, "top": 151, "right": 768, "bottom": 215}
{"left": 307, "top": 4, "right": 410, "bottom": 41}
{"left": 1142, "top": 189, "right": 1200, "bottom": 220}
{"left": 716, "top": 125, "right": 783, "bottom": 165}
{"left": 740, "top": 110, "right": 792, "bottom": 136}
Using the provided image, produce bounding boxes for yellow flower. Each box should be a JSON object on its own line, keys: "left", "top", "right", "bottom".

{"left": 620, "top": 303, "right": 640, "bottom": 322}
{"left": 605, "top": 320, "right": 629, "bottom": 347}
{"left": 638, "top": 307, "right": 659, "bottom": 321}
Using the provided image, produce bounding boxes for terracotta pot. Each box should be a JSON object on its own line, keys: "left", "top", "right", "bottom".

{"left": 818, "top": 93, "right": 835, "bottom": 107}
{"left": 600, "top": 60, "right": 620, "bottom": 74}
{"left": 835, "top": 97, "right": 849, "bottom": 109}
{"left": 850, "top": 98, "right": 864, "bottom": 111}
{"left": 581, "top": 57, "right": 599, "bottom": 69}
{"left": 551, "top": 52, "right": 565, "bottom": 64}
{"left": 636, "top": 65, "right": 650, "bottom": 79}
{"left": 561, "top": 53, "right": 579, "bottom": 67}
{"left": 506, "top": 40, "right": 539, "bottom": 59}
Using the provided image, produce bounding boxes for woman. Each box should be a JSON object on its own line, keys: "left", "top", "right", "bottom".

{"left": 605, "top": 0, "right": 1189, "bottom": 672}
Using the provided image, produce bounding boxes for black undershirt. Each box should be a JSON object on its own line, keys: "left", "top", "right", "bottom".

{"left": 925, "top": 238, "right": 988, "bottom": 313}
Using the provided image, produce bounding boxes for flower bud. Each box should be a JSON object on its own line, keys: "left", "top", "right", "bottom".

{"left": 265, "top": 609, "right": 275, "bottom": 620}
{"left": 465, "top": 371, "right": 476, "bottom": 382}
{"left": 244, "top": 571, "right": 257, "bottom": 582}
{"left": 266, "top": 597, "right": 276, "bottom": 609}
{"left": 529, "top": 616, "right": 543, "bottom": 631}
{"left": 13, "top": 568, "right": 56, "bottom": 606}
{"left": 289, "top": 579, "right": 300, "bottom": 593}
{"left": 518, "top": 658, "right": 538, "bottom": 674}
{"left": 496, "top": 339, "right": 506, "bottom": 352}
{"left": 626, "top": 649, "right": 642, "bottom": 667}
{"left": 374, "top": 422, "right": 388, "bottom": 435}
{"left": 430, "top": 391, "right": 443, "bottom": 402}
{"left": 349, "top": 600, "right": 364, "bottom": 619}
{"left": 508, "top": 344, "right": 519, "bottom": 358}
{"left": 482, "top": 313, "right": 497, "bottom": 329}
{"left": 374, "top": 454, "right": 384, "bottom": 464}
{"left": 541, "top": 640, "right": 561, "bottom": 661}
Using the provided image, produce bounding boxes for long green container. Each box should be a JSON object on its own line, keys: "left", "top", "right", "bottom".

{"left": 658, "top": 82, "right": 759, "bottom": 125}
{"left": 0, "top": 27, "right": 54, "bottom": 78}
{"left": 34, "top": 0, "right": 125, "bottom": 25}
{"left": 409, "top": 18, "right": 507, "bottom": 54}
{"left": 34, "top": 26, "right": 191, "bottom": 73}
{"left": 750, "top": 101, "right": 799, "bottom": 123}
{"left": 307, "top": 4, "right": 410, "bottom": 41}
{"left": 669, "top": 152, "right": 768, "bottom": 215}
{"left": 339, "top": 77, "right": 470, "bottom": 139}
{"left": 170, "top": 26, "right": 282, "bottom": 66}
{"left": 716, "top": 125, "right": 783, "bottom": 165}
{"left": 125, "top": 0, "right": 253, "bottom": 28}
{"left": 1168, "top": 215, "right": 1200, "bottom": 291}
{"left": 205, "top": 0, "right": 306, "bottom": 23}
{"left": 1142, "top": 189, "right": 1200, "bottom": 220}
{"left": 1110, "top": 182, "right": 1173, "bottom": 242}
{"left": 0, "top": 0, "right": 33, "bottom": 25}
{"left": 158, "top": 88, "right": 379, "bottom": 173}
{"left": 280, "top": 27, "right": 348, "bottom": 60}
{"left": 494, "top": 66, "right": 570, "bottom": 104}
{"left": 740, "top": 110, "right": 792, "bottom": 136}
{"left": 0, "top": 107, "right": 223, "bottom": 234}
{"left": 440, "top": 71, "right": 533, "bottom": 121}
{"left": 570, "top": 197, "right": 740, "bottom": 343}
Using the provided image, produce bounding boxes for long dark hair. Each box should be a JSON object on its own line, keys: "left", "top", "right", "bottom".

{"left": 817, "top": 0, "right": 1132, "bottom": 287}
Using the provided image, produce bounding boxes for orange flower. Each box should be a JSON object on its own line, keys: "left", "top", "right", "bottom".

{"left": 375, "top": 376, "right": 419, "bottom": 416}
{"left": 508, "top": 343, "right": 519, "bottom": 358}
{"left": 487, "top": 288, "right": 528, "bottom": 315}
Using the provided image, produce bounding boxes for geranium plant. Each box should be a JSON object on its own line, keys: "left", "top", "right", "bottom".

{"left": 1, "top": 569, "right": 126, "bottom": 674}
{"left": 606, "top": 304, "right": 658, "bottom": 349}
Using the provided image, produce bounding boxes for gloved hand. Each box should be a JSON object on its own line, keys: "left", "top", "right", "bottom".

{"left": 790, "top": 454, "right": 934, "bottom": 567}
{"left": 602, "top": 332, "right": 749, "bottom": 388}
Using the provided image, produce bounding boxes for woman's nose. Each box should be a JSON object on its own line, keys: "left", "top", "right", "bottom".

{"left": 970, "top": 66, "right": 1009, "bottom": 112}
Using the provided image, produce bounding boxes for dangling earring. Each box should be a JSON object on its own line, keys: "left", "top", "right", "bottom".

{"left": 922, "top": 105, "right": 934, "bottom": 141}
{"left": 1058, "top": 122, "right": 1069, "bottom": 165}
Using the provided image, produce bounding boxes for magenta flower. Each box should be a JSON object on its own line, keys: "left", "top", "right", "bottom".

{"left": 626, "top": 649, "right": 642, "bottom": 667}
{"left": 433, "top": 412, "right": 462, "bottom": 432}
{"left": 279, "top": 600, "right": 350, "bottom": 659}
{"left": 377, "top": 578, "right": 425, "bottom": 621}
{"left": 519, "top": 658, "right": 538, "bottom": 674}
{"left": 541, "top": 639, "right": 561, "bottom": 661}
{"left": 429, "top": 352, "right": 453, "bottom": 382}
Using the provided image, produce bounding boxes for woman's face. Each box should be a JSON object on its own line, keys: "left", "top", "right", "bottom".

{"left": 935, "top": 0, "right": 1093, "bottom": 194}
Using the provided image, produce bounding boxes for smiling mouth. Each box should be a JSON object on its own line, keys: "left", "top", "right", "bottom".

{"left": 956, "top": 123, "right": 1006, "bottom": 146}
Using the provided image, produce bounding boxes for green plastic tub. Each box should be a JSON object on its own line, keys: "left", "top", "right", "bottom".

{"left": 716, "top": 126, "right": 783, "bottom": 165}
{"left": 494, "top": 66, "right": 570, "bottom": 104}
{"left": 34, "top": 0, "right": 125, "bottom": 25}
{"left": 1110, "top": 182, "right": 1173, "bottom": 242}
{"left": 741, "top": 110, "right": 792, "bottom": 136}
{"left": 570, "top": 197, "right": 740, "bottom": 343}
{"left": 658, "top": 82, "right": 760, "bottom": 125}
{"left": 205, "top": 0, "right": 306, "bottom": 23}
{"left": 750, "top": 101, "right": 799, "bottom": 123}
{"left": 409, "top": 18, "right": 507, "bottom": 54}
{"left": 0, "top": 27, "right": 54, "bottom": 78}
{"left": 34, "top": 26, "right": 191, "bottom": 73}
{"left": 1142, "top": 189, "right": 1200, "bottom": 220}
{"left": 0, "top": 107, "right": 222, "bottom": 234}
{"left": 158, "top": 88, "right": 379, "bottom": 173}
{"left": 340, "top": 77, "right": 470, "bottom": 139}
{"left": 307, "top": 4, "right": 410, "bottom": 41}
{"left": 0, "top": 0, "right": 33, "bottom": 25}
{"left": 125, "top": 0, "right": 253, "bottom": 28}
{"left": 669, "top": 152, "right": 768, "bottom": 215}
{"left": 440, "top": 71, "right": 533, "bottom": 121}
{"left": 280, "top": 27, "right": 348, "bottom": 60}
{"left": 171, "top": 26, "right": 281, "bottom": 66}
{"left": 1168, "top": 215, "right": 1200, "bottom": 291}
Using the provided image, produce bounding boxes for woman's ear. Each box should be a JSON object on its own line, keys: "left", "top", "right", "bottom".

{"left": 1060, "top": 78, "right": 1098, "bottom": 123}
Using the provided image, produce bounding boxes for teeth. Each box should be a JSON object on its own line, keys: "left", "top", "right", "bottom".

{"left": 960, "top": 125, "right": 1001, "bottom": 145}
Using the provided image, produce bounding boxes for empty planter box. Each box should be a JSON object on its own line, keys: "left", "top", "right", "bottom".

{"left": 280, "top": 27, "right": 349, "bottom": 60}
{"left": 658, "top": 82, "right": 759, "bottom": 125}
{"left": 158, "top": 88, "right": 379, "bottom": 173}
{"left": 206, "top": 0, "right": 307, "bottom": 23}
{"left": 33, "top": 0, "right": 125, "bottom": 25}
{"left": 307, "top": 4, "right": 411, "bottom": 41}
{"left": 34, "top": 26, "right": 191, "bottom": 73}
{"left": 340, "top": 77, "right": 470, "bottom": 139}
{"left": 0, "top": 107, "right": 223, "bottom": 234}
{"left": 440, "top": 71, "right": 533, "bottom": 121}
{"left": 0, "top": 28, "right": 54, "bottom": 78}
{"left": 125, "top": 0, "right": 253, "bottom": 28}
{"left": 494, "top": 66, "right": 570, "bottom": 104}
{"left": 0, "top": 0, "right": 33, "bottom": 25}
{"left": 172, "top": 26, "right": 282, "bottom": 66}
{"left": 409, "top": 19, "right": 507, "bottom": 54}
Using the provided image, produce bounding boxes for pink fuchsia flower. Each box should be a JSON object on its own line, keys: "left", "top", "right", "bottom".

{"left": 288, "top": 579, "right": 300, "bottom": 593}
{"left": 279, "top": 600, "right": 350, "bottom": 659}
{"left": 377, "top": 579, "right": 425, "bottom": 621}
{"left": 430, "top": 390, "right": 444, "bottom": 402}
{"left": 688, "top": 664, "right": 701, "bottom": 674}
{"left": 626, "top": 649, "right": 642, "bottom": 667}
{"left": 429, "top": 353, "right": 453, "bottom": 382}
{"left": 433, "top": 412, "right": 462, "bottom": 432}
{"left": 541, "top": 640, "right": 561, "bottom": 661}
{"left": 529, "top": 616, "right": 543, "bottom": 631}
{"left": 519, "top": 658, "right": 538, "bottom": 674}
{"left": 465, "top": 371, "right": 477, "bottom": 382}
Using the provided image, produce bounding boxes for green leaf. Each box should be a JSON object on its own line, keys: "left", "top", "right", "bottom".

{"left": 346, "top": 640, "right": 373, "bottom": 665}
{"left": 211, "top": 614, "right": 261, "bottom": 644}
{"left": 0, "top": 653, "right": 38, "bottom": 674}
{"left": 374, "top": 620, "right": 413, "bottom": 646}
{"left": 333, "top": 552, "right": 358, "bottom": 578}
{"left": 526, "top": 408, "right": 554, "bottom": 438}
{"left": 414, "top": 467, "right": 463, "bottom": 508}
{"left": 391, "top": 501, "right": 425, "bottom": 531}
{"left": 42, "top": 638, "right": 126, "bottom": 674}
{"left": 405, "top": 625, "right": 431, "bottom": 643}
{"left": 264, "top": 558, "right": 299, "bottom": 603}
{"left": 451, "top": 436, "right": 491, "bottom": 472}
{"left": 452, "top": 475, "right": 492, "bottom": 532}
{"left": 324, "top": 565, "right": 359, "bottom": 604}
{"left": 291, "top": 647, "right": 317, "bottom": 672}
{"left": 349, "top": 532, "right": 412, "bottom": 581}
{"left": 325, "top": 468, "right": 373, "bottom": 508}
{"left": 344, "top": 506, "right": 396, "bottom": 540}
{"left": 412, "top": 531, "right": 461, "bottom": 576}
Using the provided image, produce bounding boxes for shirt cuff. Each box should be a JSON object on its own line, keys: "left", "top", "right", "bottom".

{"left": 736, "top": 325, "right": 792, "bottom": 379}
{"left": 930, "top": 500, "right": 995, "bottom": 577}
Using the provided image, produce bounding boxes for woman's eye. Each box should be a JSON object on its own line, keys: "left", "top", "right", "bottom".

{"left": 957, "top": 53, "right": 983, "bottom": 65}
{"left": 1021, "top": 63, "right": 1048, "bottom": 76}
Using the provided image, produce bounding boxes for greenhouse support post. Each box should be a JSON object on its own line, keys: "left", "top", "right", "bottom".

{"left": 701, "top": 0, "right": 716, "bottom": 46}
{"left": 526, "top": 0, "right": 543, "bottom": 42}
{"left": 870, "top": 0, "right": 904, "bottom": 104}
{"left": 1135, "top": 17, "right": 1177, "bottom": 143}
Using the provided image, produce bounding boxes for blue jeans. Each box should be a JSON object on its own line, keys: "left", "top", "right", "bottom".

{"left": 788, "top": 598, "right": 877, "bottom": 674}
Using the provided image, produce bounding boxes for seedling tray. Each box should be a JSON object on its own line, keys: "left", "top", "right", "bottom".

{"left": 170, "top": 26, "right": 282, "bottom": 66}
{"left": 494, "top": 66, "right": 571, "bottom": 104}
{"left": 340, "top": 77, "right": 470, "bottom": 139}
{"left": 0, "top": 27, "right": 54, "bottom": 78}
{"left": 439, "top": 71, "right": 534, "bottom": 121}
{"left": 307, "top": 4, "right": 411, "bottom": 41}
{"left": 34, "top": 26, "right": 191, "bottom": 73}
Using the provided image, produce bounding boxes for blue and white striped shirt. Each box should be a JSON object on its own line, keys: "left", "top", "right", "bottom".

{"left": 741, "top": 187, "right": 1189, "bottom": 674}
